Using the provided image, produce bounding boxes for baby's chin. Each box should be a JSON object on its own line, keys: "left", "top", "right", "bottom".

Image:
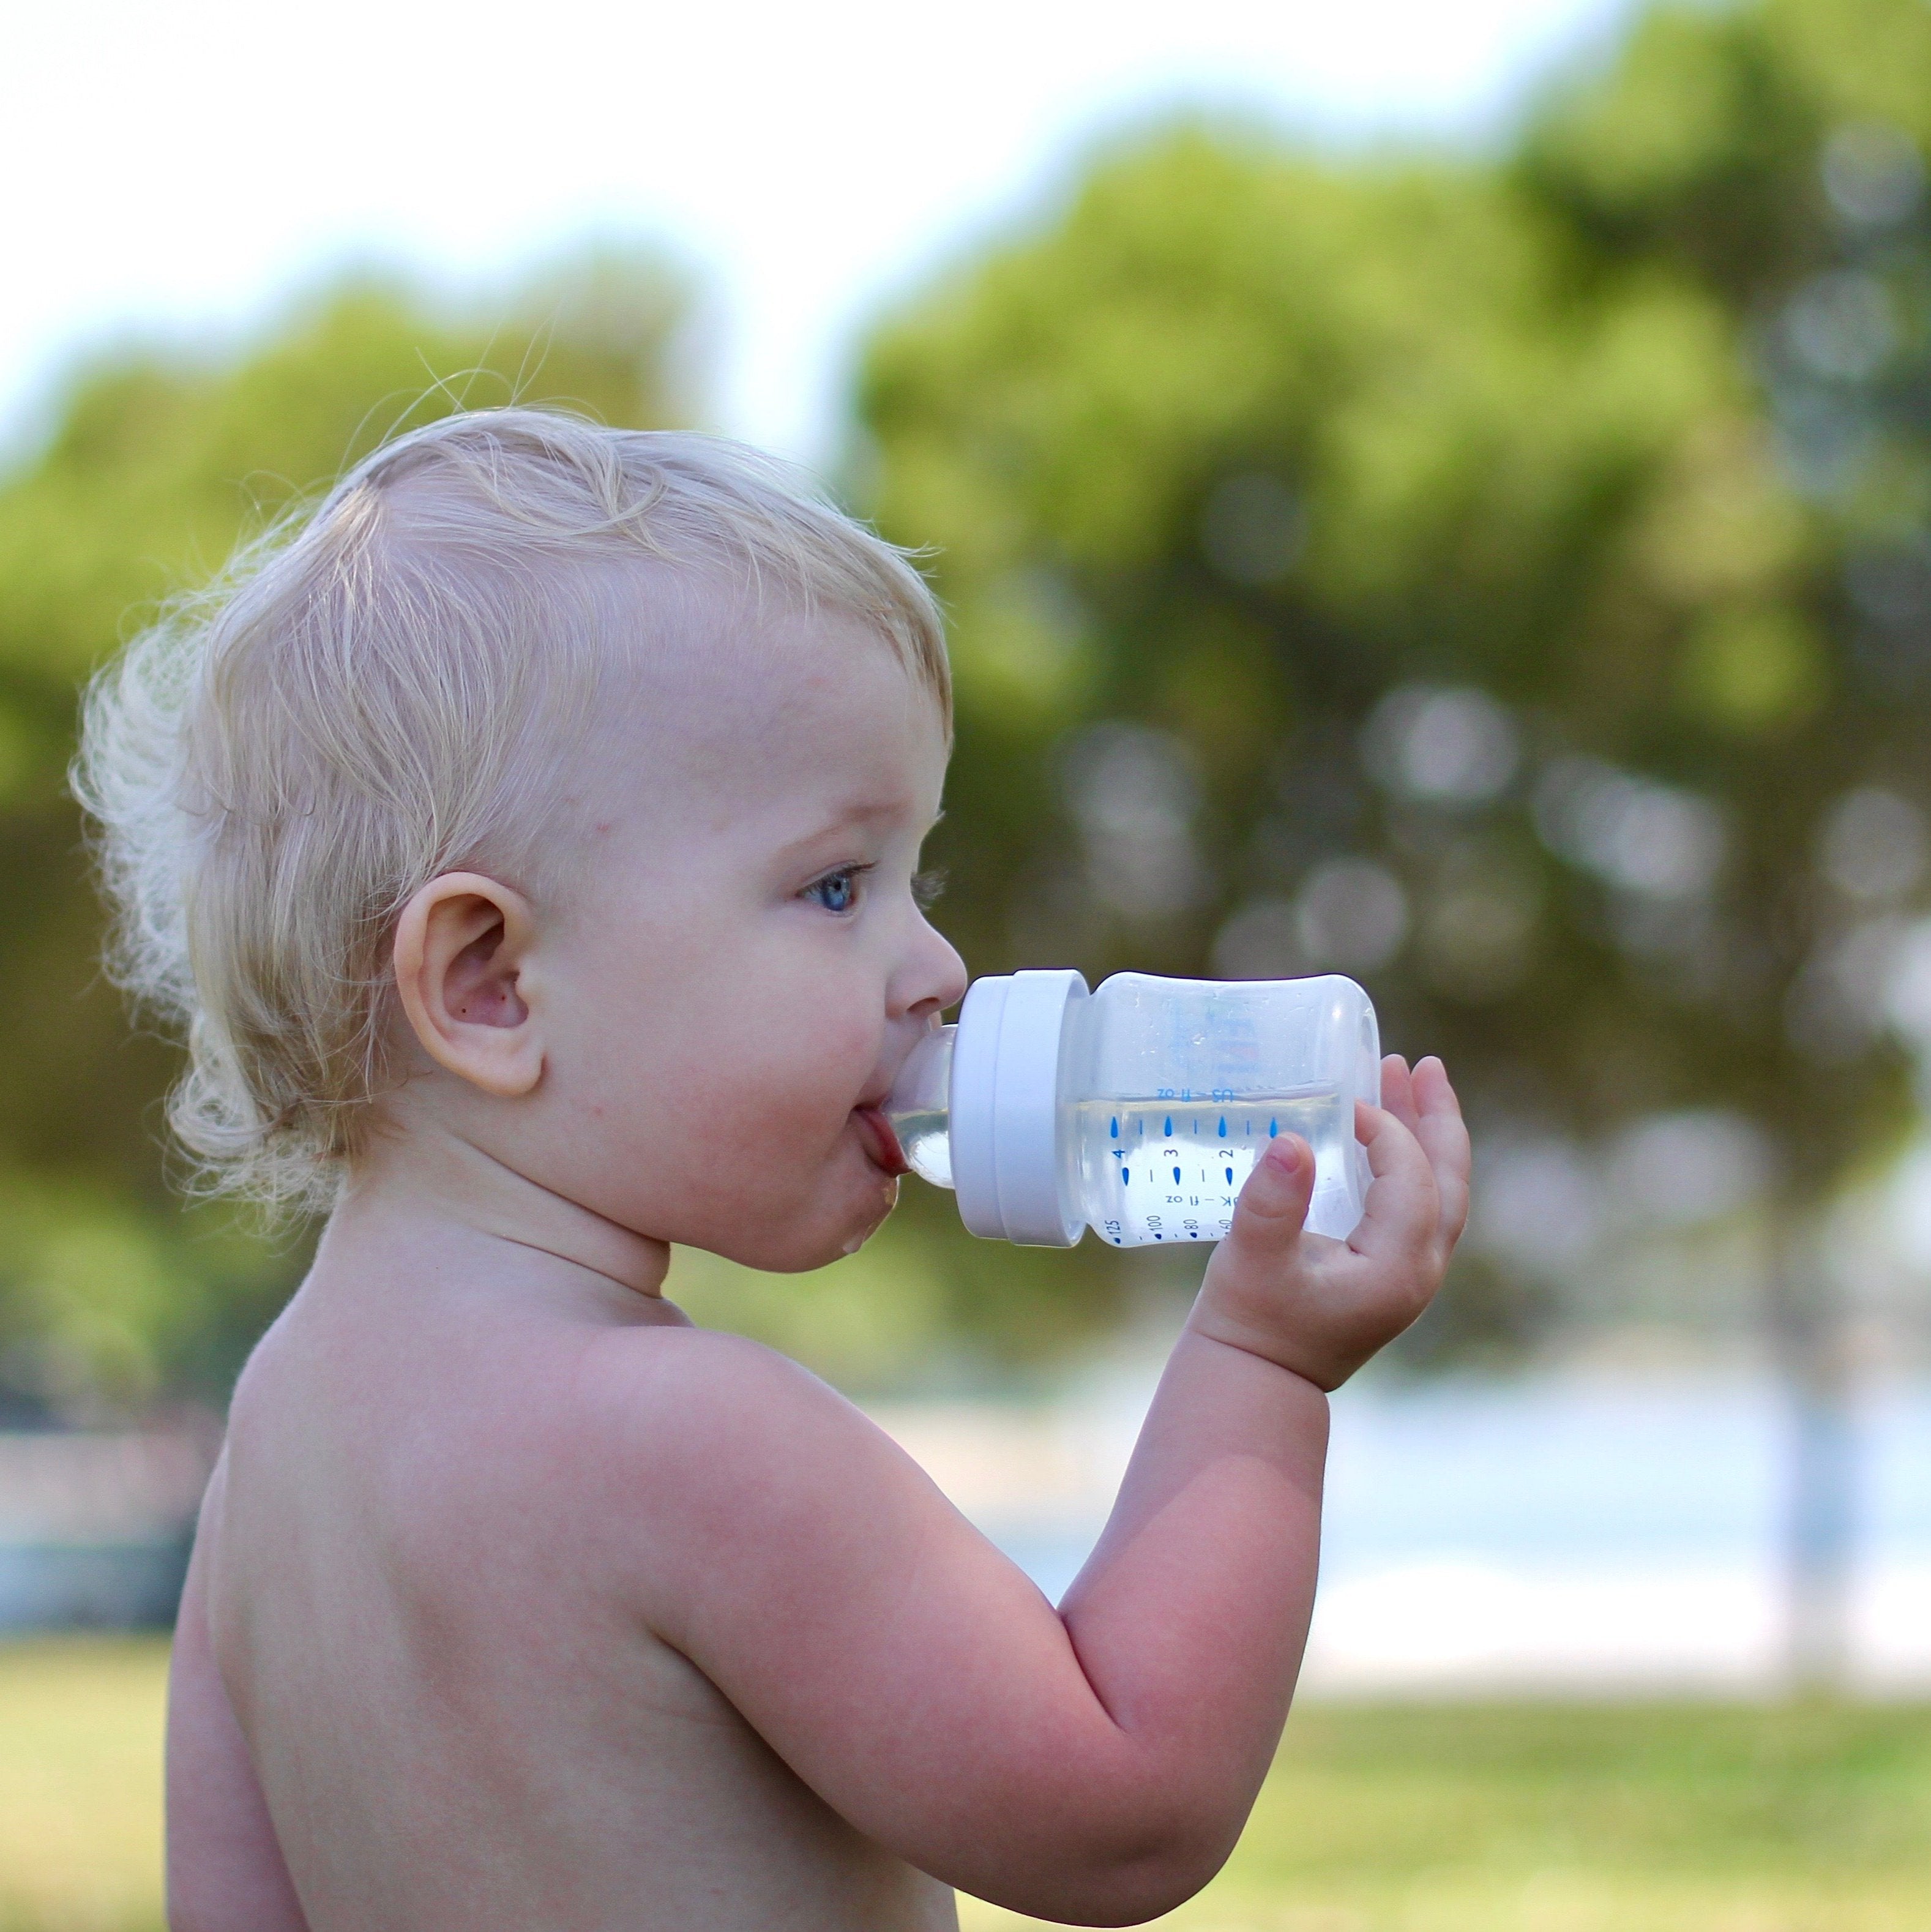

{"left": 835, "top": 1185, "right": 899, "bottom": 1259}
{"left": 805, "top": 1177, "right": 900, "bottom": 1269}
{"left": 684, "top": 1166, "right": 898, "bottom": 1274}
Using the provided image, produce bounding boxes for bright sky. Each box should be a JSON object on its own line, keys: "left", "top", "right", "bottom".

{"left": 4, "top": 0, "right": 1632, "bottom": 465}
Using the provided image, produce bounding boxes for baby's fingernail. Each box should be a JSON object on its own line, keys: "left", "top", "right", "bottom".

{"left": 1263, "top": 1137, "right": 1301, "bottom": 1174}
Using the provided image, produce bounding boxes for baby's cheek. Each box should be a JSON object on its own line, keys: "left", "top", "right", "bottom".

{"left": 655, "top": 1032, "right": 845, "bottom": 1169}
{"left": 635, "top": 985, "right": 878, "bottom": 1201}
{"left": 731, "top": 1058, "right": 864, "bottom": 1160}
{"left": 749, "top": 1003, "right": 877, "bottom": 1117}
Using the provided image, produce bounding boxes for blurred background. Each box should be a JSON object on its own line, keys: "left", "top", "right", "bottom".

{"left": 6, "top": 0, "right": 1931, "bottom": 1926}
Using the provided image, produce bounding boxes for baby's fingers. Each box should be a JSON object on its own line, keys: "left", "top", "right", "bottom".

{"left": 1220, "top": 1134, "right": 1316, "bottom": 1271}
{"left": 1410, "top": 1057, "right": 1471, "bottom": 1247}
{"left": 1212, "top": 1136, "right": 1321, "bottom": 1306}
{"left": 1346, "top": 1100, "right": 1440, "bottom": 1271}
{"left": 1191, "top": 1134, "right": 1319, "bottom": 1371}
{"left": 1378, "top": 1054, "right": 1417, "bottom": 1134}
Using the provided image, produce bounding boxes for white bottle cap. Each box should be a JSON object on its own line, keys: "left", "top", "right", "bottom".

{"left": 950, "top": 969, "right": 1089, "bottom": 1247}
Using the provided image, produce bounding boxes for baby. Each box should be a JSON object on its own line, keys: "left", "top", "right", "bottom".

{"left": 78, "top": 410, "right": 1468, "bottom": 1931}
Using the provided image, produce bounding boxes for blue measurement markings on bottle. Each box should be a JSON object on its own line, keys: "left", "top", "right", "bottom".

{"left": 1079, "top": 1101, "right": 1253, "bottom": 1245}
{"left": 1077, "top": 1086, "right": 1344, "bottom": 1248}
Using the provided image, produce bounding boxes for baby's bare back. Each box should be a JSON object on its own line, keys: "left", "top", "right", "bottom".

{"left": 196, "top": 1274, "right": 957, "bottom": 1932}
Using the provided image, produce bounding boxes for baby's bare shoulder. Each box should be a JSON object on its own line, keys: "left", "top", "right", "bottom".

{"left": 571, "top": 1320, "right": 958, "bottom": 1628}
{"left": 579, "top": 1319, "right": 900, "bottom": 1481}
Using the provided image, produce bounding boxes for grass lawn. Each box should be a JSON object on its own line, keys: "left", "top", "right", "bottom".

{"left": 0, "top": 1639, "right": 167, "bottom": 1932}
{"left": 3, "top": 1639, "right": 1928, "bottom": 1931}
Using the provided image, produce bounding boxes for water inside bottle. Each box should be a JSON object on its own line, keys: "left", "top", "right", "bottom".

{"left": 894, "top": 1109, "right": 953, "bottom": 1189}
{"left": 1074, "top": 1086, "right": 1346, "bottom": 1246}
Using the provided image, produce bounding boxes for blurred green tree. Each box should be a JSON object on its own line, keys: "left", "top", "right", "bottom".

{"left": 856, "top": 0, "right": 1931, "bottom": 1675}
{"left": 0, "top": 247, "right": 691, "bottom": 1416}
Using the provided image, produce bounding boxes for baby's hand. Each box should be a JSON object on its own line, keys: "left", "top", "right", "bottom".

{"left": 1189, "top": 1055, "right": 1470, "bottom": 1391}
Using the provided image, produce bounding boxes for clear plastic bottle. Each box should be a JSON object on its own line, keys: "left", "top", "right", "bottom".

{"left": 884, "top": 970, "right": 1381, "bottom": 1248}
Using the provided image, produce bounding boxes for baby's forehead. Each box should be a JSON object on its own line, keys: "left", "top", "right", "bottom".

{"left": 603, "top": 575, "right": 938, "bottom": 741}
{"left": 576, "top": 580, "right": 946, "bottom": 811}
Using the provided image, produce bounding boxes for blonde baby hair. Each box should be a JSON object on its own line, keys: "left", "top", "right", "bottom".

{"left": 74, "top": 406, "right": 950, "bottom": 1213}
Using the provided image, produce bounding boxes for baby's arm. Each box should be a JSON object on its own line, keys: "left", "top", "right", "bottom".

{"left": 626, "top": 1057, "right": 1466, "bottom": 1926}
{"left": 165, "top": 1461, "right": 310, "bottom": 1932}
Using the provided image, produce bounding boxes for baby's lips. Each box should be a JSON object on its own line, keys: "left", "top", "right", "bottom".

{"left": 854, "top": 1106, "right": 911, "bottom": 1177}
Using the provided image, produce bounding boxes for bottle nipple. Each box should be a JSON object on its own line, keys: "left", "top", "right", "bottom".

{"left": 884, "top": 1025, "right": 955, "bottom": 1188}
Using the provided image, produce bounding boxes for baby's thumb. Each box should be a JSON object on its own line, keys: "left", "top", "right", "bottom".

{"left": 1222, "top": 1134, "right": 1314, "bottom": 1264}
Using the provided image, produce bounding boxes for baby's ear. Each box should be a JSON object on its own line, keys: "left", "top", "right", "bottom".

{"left": 392, "top": 872, "right": 544, "bottom": 1097}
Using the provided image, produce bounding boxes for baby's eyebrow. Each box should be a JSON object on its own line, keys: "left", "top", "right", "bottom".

{"left": 773, "top": 799, "right": 941, "bottom": 859}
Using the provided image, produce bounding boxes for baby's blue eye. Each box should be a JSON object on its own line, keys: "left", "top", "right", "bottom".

{"left": 805, "top": 867, "right": 864, "bottom": 913}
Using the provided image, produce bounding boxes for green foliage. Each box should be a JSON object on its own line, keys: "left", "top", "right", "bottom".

{"left": 0, "top": 249, "right": 690, "bottom": 1415}
{"left": 1521, "top": 0, "right": 1931, "bottom": 296}
{"left": 857, "top": 0, "right": 1931, "bottom": 1357}
{"left": 13, "top": 0, "right": 1931, "bottom": 1403}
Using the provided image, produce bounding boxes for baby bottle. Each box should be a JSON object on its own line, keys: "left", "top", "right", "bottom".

{"left": 884, "top": 971, "right": 1381, "bottom": 1248}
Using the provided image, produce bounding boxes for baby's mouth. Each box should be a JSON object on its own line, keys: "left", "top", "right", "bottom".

{"left": 853, "top": 1106, "right": 910, "bottom": 1177}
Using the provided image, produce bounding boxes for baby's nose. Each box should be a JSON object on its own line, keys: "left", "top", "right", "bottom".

{"left": 902, "top": 924, "right": 968, "bottom": 1019}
